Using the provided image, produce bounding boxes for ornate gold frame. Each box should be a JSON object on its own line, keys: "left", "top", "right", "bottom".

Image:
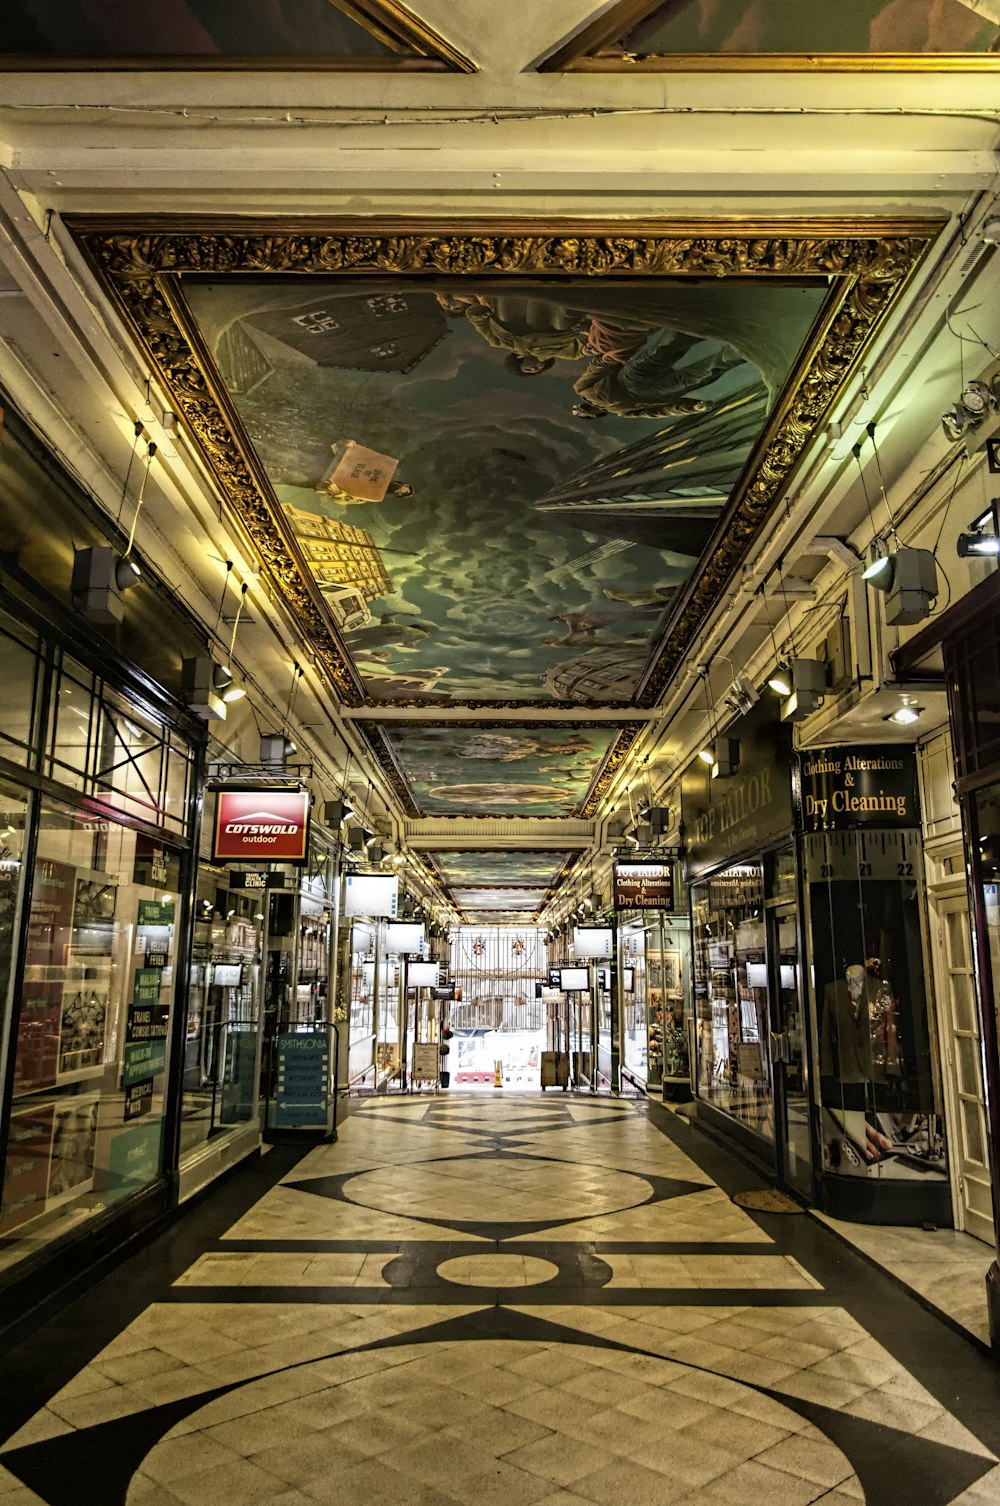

{"left": 3, "top": 0, "right": 475, "bottom": 72}
{"left": 69, "top": 214, "right": 943, "bottom": 725}
{"left": 356, "top": 721, "right": 643, "bottom": 819}
{"left": 538, "top": 0, "right": 1000, "bottom": 71}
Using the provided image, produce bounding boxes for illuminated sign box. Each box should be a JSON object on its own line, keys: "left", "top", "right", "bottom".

{"left": 612, "top": 861, "right": 674, "bottom": 911}
{"left": 408, "top": 961, "right": 439, "bottom": 987}
{"left": 344, "top": 874, "right": 399, "bottom": 918}
{"left": 213, "top": 788, "right": 310, "bottom": 864}
{"left": 573, "top": 926, "right": 612, "bottom": 959}
{"left": 385, "top": 923, "right": 426, "bottom": 955}
{"left": 559, "top": 966, "right": 589, "bottom": 991}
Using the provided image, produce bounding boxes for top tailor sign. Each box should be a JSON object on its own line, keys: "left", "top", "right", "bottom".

{"left": 213, "top": 789, "right": 310, "bottom": 864}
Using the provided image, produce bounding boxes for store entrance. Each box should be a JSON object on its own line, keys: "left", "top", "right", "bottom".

{"left": 447, "top": 927, "right": 549, "bottom": 1090}
{"left": 768, "top": 903, "right": 813, "bottom": 1198}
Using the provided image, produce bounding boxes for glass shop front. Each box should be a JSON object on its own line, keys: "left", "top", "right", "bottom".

{"left": 0, "top": 600, "right": 199, "bottom": 1307}
{"left": 615, "top": 862, "right": 693, "bottom": 1097}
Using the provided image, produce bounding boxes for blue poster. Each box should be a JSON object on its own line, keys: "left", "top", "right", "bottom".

{"left": 274, "top": 1032, "right": 329, "bottom": 1127}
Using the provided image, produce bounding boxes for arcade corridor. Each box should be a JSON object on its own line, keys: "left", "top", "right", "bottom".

{"left": 2, "top": 1095, "right": 1000, "bottom": 1506}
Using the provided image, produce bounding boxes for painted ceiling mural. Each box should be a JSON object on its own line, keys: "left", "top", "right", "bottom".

{"left": 369, "top": 724, "right": 622, "bottom": 817}
{"left": 72, "top": 222, "right": 941, "bottom": 829}
{"left": 2, "top": 0, "right": 470, "bottom": 67}
{"left": 547, "top": 0, "right": 1000, "bottom": 66}
{"left": 431, "top": 852, "right": 569, "bottom": 888}
{"left": 185, "top": 277, "right": 825, "bottom": 707}
{"left": 451, "top": 889, "right": 549, "bottom": 911}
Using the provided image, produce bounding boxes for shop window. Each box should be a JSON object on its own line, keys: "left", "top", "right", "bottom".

{"left": 692, "top": 862, "right": 775, "bottom": 1141}
{"left": 804, "top": 829, "right": 946, "bottom": 1182}
{"left": 0, "top": 798, "right": 182, "bottom": 1270}
{"left": 0, "top": 616, "right": 40, "bottom": 769}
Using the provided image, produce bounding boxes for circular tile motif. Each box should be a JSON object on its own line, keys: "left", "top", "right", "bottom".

{"left": 344, "top": 1157, "right": 651, "bottom": 1222}
{"left": 436, "top": 1254, "right": 558, "bottom": 1287}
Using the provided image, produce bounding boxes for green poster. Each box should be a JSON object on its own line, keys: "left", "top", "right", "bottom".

{"left": 107, "top": 1120, "right": 164, "bottom": 1197}
{"left": 122, "top": 1038, "right": 167, "bottom": 1085}
{"left": 132, "top": 968, "right": 161, "bottom": 1006}
{"left": 137, "top": 899, "right": 175, "bottom": 925}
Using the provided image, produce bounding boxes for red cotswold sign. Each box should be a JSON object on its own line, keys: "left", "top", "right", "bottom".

{"left": 212, "top": 789, "right": 310, "bottom": 863}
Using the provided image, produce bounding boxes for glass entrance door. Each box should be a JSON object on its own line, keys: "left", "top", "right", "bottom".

{"left": 769, "top": 904, "right": 812, "bottom": 1197}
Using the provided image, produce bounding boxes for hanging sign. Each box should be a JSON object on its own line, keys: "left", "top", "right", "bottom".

{"left": 797, "top": 745, "right": 919, "bottom": 832}
{"left": 213, "top": 789, "right": 310, "bottom": 864}
{"left": 613, "top": 862, "right": 674, "bottom": 911}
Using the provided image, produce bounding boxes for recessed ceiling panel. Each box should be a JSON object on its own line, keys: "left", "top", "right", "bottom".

{"left": 182, "top": 274, "right": 821, "bottom": 706}
{"left": 542, "top": 0, "right": 1000, "bottom": 69}
{"left": 73, "top": 221, "right": 942, "bottom": 723}
{"left": 452, "top": 888, "right": 548, "bottom": 910}
{"left": 432, "top": 852, "right": 569, "bottom": 888}
{"left": 368, "top": 723, "right": 626, "bottom": 817}
{"left": 2, "top": 0, "right": 474, "bottom": 69}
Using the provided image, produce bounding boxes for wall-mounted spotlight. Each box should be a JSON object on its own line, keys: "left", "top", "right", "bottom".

{"left": 957, "top": 507, "right": 1000, "bottom": 558}
{"left": 778, "top": 658, "right": 827, "bottom": 723}
{"left": 322, "top": 798, "right": 353, "bottom": 828}
{"left": 181, "top": 655, "right": 244, "bottom": 720}
{"left": 697, "top": 744, "right": 715, "bottom": 766}
{"left": 883, "top": 547, "right": 938, "bottom": 626}
{"left": 861, "top": 538, "right": 895, "bottom": 590}
{"left": 724, "top": 675, "right": 759, "bottom": 716}
{"left": 711, "top": 737, "right": 741, "bottom": 779}
{"left": 259, "top": 733, "right": 296, "bottom": 766}
{"left": 941, "top": 376, "right": 1000, "bottom": 443}
{"left": 71, "top": 546, "right": 140, "bottom": 625}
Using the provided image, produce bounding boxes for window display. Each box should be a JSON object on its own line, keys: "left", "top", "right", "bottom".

{"left": 0, "top": 797, "right": 182, "bottom": 1266}
{"left": 693, "top": 862, "right": 775, "bottom": 1140}
{"left": 805, "top": 829, "right": 946, "bottom": 1183}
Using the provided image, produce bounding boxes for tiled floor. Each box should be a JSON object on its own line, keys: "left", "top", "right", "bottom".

{"left": 813, "top": 1214, "right": 994, "bottom": 1349}
{"left": 3, "top": 1094, "right": 1000, "bottom": 1506}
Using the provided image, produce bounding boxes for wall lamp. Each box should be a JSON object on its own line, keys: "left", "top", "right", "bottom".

{"left": 770, "top": 658, "right": 826, "bottom": 722}
{"left": 72, "top": 546, "right": 140, "bottom": 625}
{"left": 957, "top": 507, "right": 1000, "bottom": 558}
{"left": 180, "top": 655, "right": 244, "bottom": 720}
{"left": 941, "top": 376, "right": 1000, "bottom": 443}
{"left": 862, "top": 544, "right": 938, "bottom": 625}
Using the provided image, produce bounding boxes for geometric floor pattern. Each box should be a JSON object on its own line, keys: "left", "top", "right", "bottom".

{"left": 3, "top": 1094, "right": 1000, "bottom": 1506}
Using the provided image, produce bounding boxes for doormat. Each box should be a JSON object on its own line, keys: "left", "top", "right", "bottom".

{"left": 732, "top": 1189, "right": 803, "bottom": 1214}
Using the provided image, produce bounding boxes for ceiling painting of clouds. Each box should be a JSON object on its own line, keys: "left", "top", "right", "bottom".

{"left": 2, "top": 0, "right": 473, "bottom": 69}
{"left": 74, "top": 223, "right": 941, "bottom": 714}
{"left": 451, "top": 889, "right": 549, "bottom": 911}
{"left": 367, "top": 724, "right": 623, "bottom": 817}
{"left": 431, "top": 852, "right": 569, "bottom": 889}
{"left": 542, "top": 0, "right": 1000, "bottom": 69}
{"left": 183, "top": 275, "right": 824, "bottom": 706}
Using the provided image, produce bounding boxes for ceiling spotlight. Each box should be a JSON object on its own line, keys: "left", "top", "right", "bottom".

{"left": 697, "top": 744, "right": 715, "bottom": 766}
{"left": 862, "top": 539, "right": 894, "bottom": 589}
{"left": 181, "top": 655, "right": 233, "bottom": 720}
{"left": 885, "top": 706, "right": 923, "bottom": 725}
{"left": 768, "top": 669, "right": 792, "bottom": 697}
{"left": 71, "top": 546, "right": 141, "bottom": 625}
{"left": 211, "top": 663, "right": 245, "bottom": 704}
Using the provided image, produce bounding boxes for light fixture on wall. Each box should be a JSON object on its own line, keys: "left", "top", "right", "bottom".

{"left": 724, "top": 674, "right": 759, "bottom": 716}
{"left": 259, "top": 733, "right": 297, "bottom": 766}
{"left": 181, "top": 655, "right": 243, "bottom": 720}
{"left": 711, "top": 736, "right": 741, "bottom": 779}
{"left": 778, "top": 658, "right": 827, "bottom": 723}
{"left": 941, "top": 376, "right": 1000, "bottom": 443}
{"left": 957, "top": 506, "right": 1000, "bottom": 558}
{"left": 71, "top": 546, "right": 141, "bottom": 625}
{"left": 882, "top": 547, "right": 938, "bottom": 626}
{"left": 885, "top": 705, "right": 924, "bottom": 726}
{"left": 861, "top": 538, "right": 895, "bottom": 589}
